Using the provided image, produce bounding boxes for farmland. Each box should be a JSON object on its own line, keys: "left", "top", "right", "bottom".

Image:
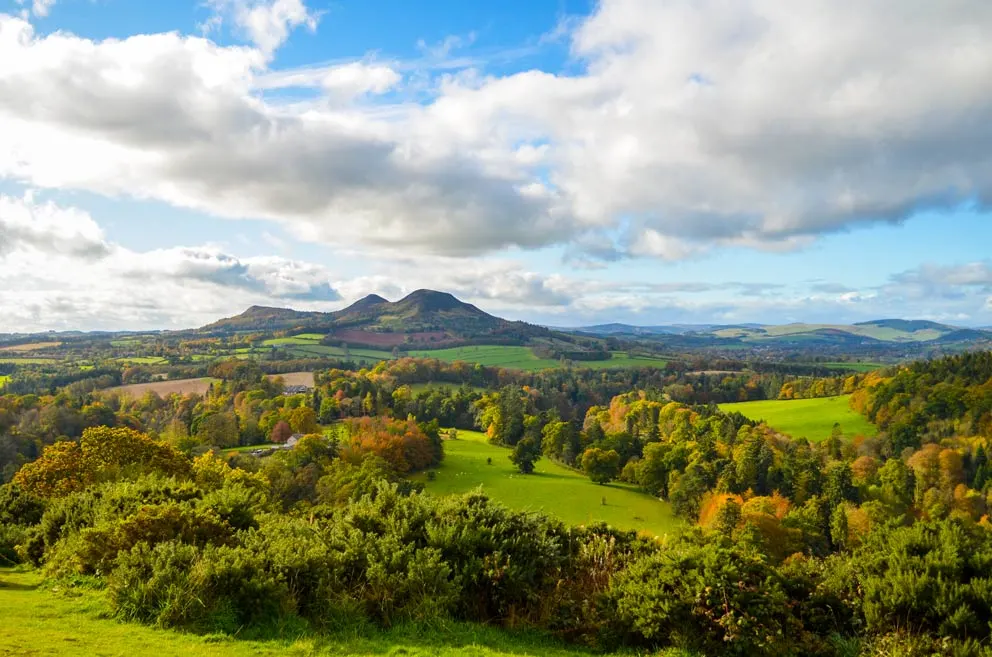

{"left": 0, "top": 341, "right": 61, "bottom": 352}
{"left": 0, "top": 569, "right": 641, "bottom": 657}
{"left": 719, "top": 395, "right": 877, "bottom": 442}
{"left": 267, "top": 371, "right": 315, "bottom": 387}
{"left": 415, "top": 430, "right": 679, "bottom": 536}
{"left": 105, "top": 377, "right": 218, "bottom": 398}
{"left": 408, "top": 346, "right": 668, "bottom": 372}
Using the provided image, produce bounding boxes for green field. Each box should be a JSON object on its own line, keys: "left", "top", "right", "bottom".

{"left": 116, "top": 356, "right": 169, "bottom": 365}
{"left": 0, "top": 569, "right": 663, "bottom": 657}
{"left": 719, "top": 395, "right": 877, "bottom": 442}
{"left": 409, "top": 346, "right": 667, "bottom": 372}
{"left": 409, "top": 346, "right": 558, "bottom": 370}
{"left": 415, "top": 430, "right": 678, "bottom": 537}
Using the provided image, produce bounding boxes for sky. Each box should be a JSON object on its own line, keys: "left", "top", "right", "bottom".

{"left": 1, "top": 0, "right": 991, "bottom": 332}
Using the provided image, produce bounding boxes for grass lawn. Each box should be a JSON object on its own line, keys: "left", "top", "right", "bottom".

{"left": 415, "top": 430, "right": 679, "bottom": 537}
{"left": 0, "top": 568, "right": 679, "bottom": 657}
{"left": 719, "top": 395, "right": 877, "bottom": 442}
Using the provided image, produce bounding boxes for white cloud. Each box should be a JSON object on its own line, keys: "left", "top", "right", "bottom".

{"left": 15, "top": 0, "right": 54, "bottom": 19}
{"left": 204, "top": 0, "right": 319, "bottom": 57}
{"left": 1, "top": 0, "right": 992, "bottom": 266}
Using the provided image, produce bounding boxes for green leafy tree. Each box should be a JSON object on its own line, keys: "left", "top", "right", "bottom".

{"left": 510, "top": 437, "right": 541, "bottom": 474}
{"left": 582, "top": 448, "right": 620, "bottom": 485}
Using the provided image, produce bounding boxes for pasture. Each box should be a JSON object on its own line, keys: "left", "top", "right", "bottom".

{"left": 719, "top": 395, "right": 877, "bottom": 442}
{"left": 105, "top": 377, "right": 218, "bottom": 398}
{"left": 0, "top": 357, "right": 58, "bottom": 364}
{"left": 0, "top": 568, "right": 653, "bottom": 657}
{"left": 410, "top": 345, "right": 560, "bottom": 370}
{"left": 409, "top": 346, "right": 668, "bottom": 372}
{"left": 416, "top": 430, "right": 679, "bottom": 536}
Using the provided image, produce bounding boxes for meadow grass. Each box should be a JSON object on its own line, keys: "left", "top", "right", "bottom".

{"left": 0, "top": 569, "right": 686, "bottom": 657}
{"left": 719, "top": 395, "right": 877, "bottom": 442}
{"left": 415, "top": 430, "right": 679, "bottom": 537}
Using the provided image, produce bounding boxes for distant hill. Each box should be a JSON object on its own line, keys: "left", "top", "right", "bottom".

{"left": 200, "top": 306, "right": 324, "bottom": 332}
{"left": 567, "top": 319, "right": 991, "bottom": 347}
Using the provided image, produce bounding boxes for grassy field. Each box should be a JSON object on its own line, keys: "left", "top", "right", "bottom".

{"left": 407, "top": 346, "right": 667, "bottom": 372}
{"left": 105, "top": 378, "right": 218, "bottom": 398}
{"left": 409, "top": 346, "right": 562, "bottom": 370}
{"left": 0, "top": 568, "right": 676, "bottom": 657}
{"left": 415, "top": 430, "right": 679, "bottom": 537}
{"left": 116, "top": 356, "right": 169, "bottom": 365}
{"left": 719, "top": 395, "right": 877, "bottom": 442}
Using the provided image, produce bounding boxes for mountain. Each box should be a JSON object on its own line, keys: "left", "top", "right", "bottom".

{"left": 200, "top": 290, "right": 552, "bottom": 348}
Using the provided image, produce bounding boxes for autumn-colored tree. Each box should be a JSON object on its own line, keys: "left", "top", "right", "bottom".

{"left": 13, "top": 426, "right": 190, "bottom": 498}
{"left": 271, "top": 420, "right": 293, "bottom": 443}
{"left": 289, "top": 406, "right": 319, "bottom": 435}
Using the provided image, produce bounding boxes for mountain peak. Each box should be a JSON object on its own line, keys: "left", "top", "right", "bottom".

{"left": 396, "top": 289, "right": 481, "bottom": 313}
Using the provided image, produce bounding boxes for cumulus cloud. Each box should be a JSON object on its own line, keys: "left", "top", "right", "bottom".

{"left": 0, "top": 195, "right": 343, "bottom": 330}
{"left": 1, "top": 1, "right": 992, "bottom": 267}
{"left": 203, "top": 0, "right": 319, "bottom": 56}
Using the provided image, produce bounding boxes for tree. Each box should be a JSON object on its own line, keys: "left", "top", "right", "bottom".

{"left": 830, "top": 505, "right": 849, "bottom": 550}
{"left": 195, "top": 411, "right": 239, "bottom": 448}
{"left": 289, "top": 406, "right": 318, "bottom": 435}
{"left": 510, "top": 437, "right": 541, "bottom": 474}
{"left": 582, "top": 448, "right": 620, "bottom": 485}
{"left": 271, "top": 421, "right": 293, "bottom": 444}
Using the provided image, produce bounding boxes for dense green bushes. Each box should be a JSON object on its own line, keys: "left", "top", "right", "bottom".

{"left": 12, "top": 461, "right": 992, "bottom": 655}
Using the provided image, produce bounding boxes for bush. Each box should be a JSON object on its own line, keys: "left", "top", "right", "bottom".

{"left": 608, "top": 536, "right": 801, "bottom": 656}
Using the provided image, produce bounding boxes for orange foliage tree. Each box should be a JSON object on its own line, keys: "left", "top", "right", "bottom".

{"left": 340, "top": 417, "right": 438, "bottom": 473}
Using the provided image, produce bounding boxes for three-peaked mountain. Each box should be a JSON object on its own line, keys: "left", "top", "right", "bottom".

{"left": 200, "top": 289, "right": 551, "bottom": 348}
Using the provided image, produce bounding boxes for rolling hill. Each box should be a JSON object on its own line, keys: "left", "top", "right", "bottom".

{"left": 568, "top": 319, "right": 990, "bottom": 344}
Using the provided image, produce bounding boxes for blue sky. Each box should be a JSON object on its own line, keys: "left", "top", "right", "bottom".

{"left": 1, "top": 0, "right": 991, "bottom": 331}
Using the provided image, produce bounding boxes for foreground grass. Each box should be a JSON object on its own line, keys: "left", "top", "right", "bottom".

{"left": 0, "top": 569, "right": 687, "bottom": 657}
{"left": 415, "top": 431, "right": 679, "bottom": 537}
{"left": 719, "top": 395, "right": 877, "bottom": 442}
